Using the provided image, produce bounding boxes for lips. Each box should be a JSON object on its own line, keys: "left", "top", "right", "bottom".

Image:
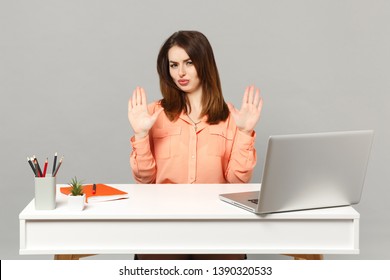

{"left": 178, "top": 79, "right": 189, "bottom": 86}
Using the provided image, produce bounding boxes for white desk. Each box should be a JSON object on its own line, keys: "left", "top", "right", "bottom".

{"left": 19, "top": 184, "right": 359, "bottom": 260}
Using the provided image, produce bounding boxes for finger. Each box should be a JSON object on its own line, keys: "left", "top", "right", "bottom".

{"left": 227, "top": 102, "right": 238, "bottom": 115}
{"left": 253, "top": 88, "right": 260, "bottom": 107}
{"left": 128, "top": 95, "right": 133, "bottom": 111}
{"left": 132, "top": 89, "right": 137, "bottom": 108}
{"left": 248, "top": 85, "right": 255, "bottom": 104}
{"left": 136, "top": 87, "right": 141, "bottom": 105}
{"left": 257, "top": 96, "right": 264, "bottom": 111}
{"left": 140, "top": 87, "right": 147, "bottom": 107}
{"left": 152, "top": 107, "right": 164, "bottom": 121}
{"left": 227, "top": 102, "right": 233, "bottom": 112}
{"left": 241, "top": 86, "right": 249, "bottom": 108}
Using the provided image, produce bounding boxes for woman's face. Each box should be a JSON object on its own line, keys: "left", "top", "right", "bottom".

{"left": 168, "top": 45, "right": 201, "bottom": 94}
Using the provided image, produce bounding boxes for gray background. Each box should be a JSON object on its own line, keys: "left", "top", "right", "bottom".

{"left": 1, "top": 0, "right": 389, "bottom": 260}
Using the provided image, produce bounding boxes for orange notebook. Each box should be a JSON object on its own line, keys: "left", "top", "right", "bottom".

{"left": 60, "top": 184, "right": 129, "bottom": 203}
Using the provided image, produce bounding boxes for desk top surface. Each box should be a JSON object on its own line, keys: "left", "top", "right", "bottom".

{"left": 19, "top": 184, "right": 359, "bottom": 220}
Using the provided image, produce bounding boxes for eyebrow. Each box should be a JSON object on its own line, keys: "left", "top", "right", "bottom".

{"left": 169, "top": 58, "right": 192, "bottom": 63}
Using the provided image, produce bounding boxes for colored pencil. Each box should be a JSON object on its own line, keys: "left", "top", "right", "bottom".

{"left": 53, "top": 155, "right": 63, "bottom": 177}
{"left": 27, "top": 157, "right": 37, "bottom": 176}
{"left": 33, "top": 157, "right": 41, "bottom": 177}
{"left": 33, "top": 155, "right": 43, "bottom": 177}
{"left": 52, "top": 152, "right": 57, "bottom": 175}
{"left": 43, "top": 158, "right": 48, "bottom": 177}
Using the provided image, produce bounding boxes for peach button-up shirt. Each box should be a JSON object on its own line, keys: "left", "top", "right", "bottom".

{"left": 130, "top": 102, "right": 257, "bottom": 184}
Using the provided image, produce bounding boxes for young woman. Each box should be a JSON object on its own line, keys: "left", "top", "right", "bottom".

{"left": 128, "top": 31, "right": 263, "bottom": 260}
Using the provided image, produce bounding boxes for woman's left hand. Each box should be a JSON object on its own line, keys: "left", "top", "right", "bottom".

{"left": 228, "top": 85, "right": 263, "bottom": 135}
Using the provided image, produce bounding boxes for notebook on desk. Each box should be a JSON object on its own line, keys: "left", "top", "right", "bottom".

{"left": 219, "top": 130, "right": 374, "bottom": 214}
{"left": 60, "top": 184, "right": 129, "bottom": 203}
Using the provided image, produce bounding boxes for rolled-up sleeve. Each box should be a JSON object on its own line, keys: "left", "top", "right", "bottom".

{"left": 225, "top": 130, "right": 257, "bottom": 183}
{"left": 130, "top": 135, "right": 157, "bottom": 184}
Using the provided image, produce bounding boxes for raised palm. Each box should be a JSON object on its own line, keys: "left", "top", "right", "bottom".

{"left": 128, "top": 87, "right": 163, "bottom": 139}
{"left": 228, "top": 86, "right": 263, "bottom": 133}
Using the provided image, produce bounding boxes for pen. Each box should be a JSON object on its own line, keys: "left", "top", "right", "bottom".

{"left": 33, "top": 155, "right": 43, "bottom": 177}
{"left": 27, "top": 157, "right": 37, "bottom": 176}
{"left": 53, "top": 155, "right": 63, "bottom": 177}
{"left": 52, "top": 152, "right": 57, "bottom": 175}
{"left": 43, "top": 158, "right": 48, "bottom": 177}
{"left": 92, "top": 183, "right": 96, "bottom": 195}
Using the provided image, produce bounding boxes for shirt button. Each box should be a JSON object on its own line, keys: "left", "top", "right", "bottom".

{"left": 191, "top": 155, "right": 195, "bottom": 159}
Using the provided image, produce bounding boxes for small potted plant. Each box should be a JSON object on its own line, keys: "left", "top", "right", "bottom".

{"left": 67, "top": 176, "right": 86, "bottom": 211}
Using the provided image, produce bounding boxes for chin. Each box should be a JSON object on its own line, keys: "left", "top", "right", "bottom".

{"left": 177, "top": 85, "right": 191, "bottom": 92}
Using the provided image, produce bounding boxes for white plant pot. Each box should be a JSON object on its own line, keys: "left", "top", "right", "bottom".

{"left": 68, "top": 194, "right": 86, "bottom": 211}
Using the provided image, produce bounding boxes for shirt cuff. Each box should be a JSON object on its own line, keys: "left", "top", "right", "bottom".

{"left": 130, "top": 135, "right": 152, "bottom": 156}
{"left": 236, "top": 130, "right": 256, "bottom": 150}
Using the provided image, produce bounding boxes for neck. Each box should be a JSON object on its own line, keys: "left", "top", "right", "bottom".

{"left": 186, "top": 87, "right": 203, "bottom": 119}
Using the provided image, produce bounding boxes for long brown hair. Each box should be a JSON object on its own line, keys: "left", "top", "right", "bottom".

{"left": 157, "top": 31, "right": 229, "bottom": 124}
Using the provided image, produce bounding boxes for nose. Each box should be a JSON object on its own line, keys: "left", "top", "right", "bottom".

{"left": 178, "top": 65, "right": 186, "bottom": 77}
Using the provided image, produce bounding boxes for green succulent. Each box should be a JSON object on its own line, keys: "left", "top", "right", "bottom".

{"left": 68, "top": 176, "right": 84, "bottom": 196}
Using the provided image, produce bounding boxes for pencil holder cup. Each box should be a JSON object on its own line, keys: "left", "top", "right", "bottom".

{"left": 34, "top": 175, "right": 56, "bottom": 210}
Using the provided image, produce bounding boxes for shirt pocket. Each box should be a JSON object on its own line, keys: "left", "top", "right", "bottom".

{"left": 207, "top": 126, "right": 234, "bottom": 157}
{"left": 152, "top": 127, "right": 182, "bottom": 159}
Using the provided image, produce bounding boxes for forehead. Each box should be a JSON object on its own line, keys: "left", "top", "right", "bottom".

{"left": 168, "top": 45, "right": 190, "bottom": 61}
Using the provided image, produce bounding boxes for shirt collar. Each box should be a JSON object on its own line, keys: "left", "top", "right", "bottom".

{"left": 179, "top": 112, "right": 208, "bottom": 133}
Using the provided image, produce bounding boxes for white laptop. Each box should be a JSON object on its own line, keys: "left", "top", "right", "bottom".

{"left": 219, "top": 130, "right": 374, "bottom": 214}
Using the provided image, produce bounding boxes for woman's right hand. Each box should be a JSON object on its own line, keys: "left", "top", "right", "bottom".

{"left": 128, "top": 87, "right": 164, "bottom": 140}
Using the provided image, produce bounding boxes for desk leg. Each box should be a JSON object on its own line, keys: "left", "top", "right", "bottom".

{"left": 285, "top": 254, "right": 323, "bottom": 260}
{"left": 54, "top": 254, "right": 96, "bottom": 260}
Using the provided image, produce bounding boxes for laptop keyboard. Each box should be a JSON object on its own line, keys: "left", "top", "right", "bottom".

{"left": 248, "top": 199, "right": 259, "bottom": 204}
